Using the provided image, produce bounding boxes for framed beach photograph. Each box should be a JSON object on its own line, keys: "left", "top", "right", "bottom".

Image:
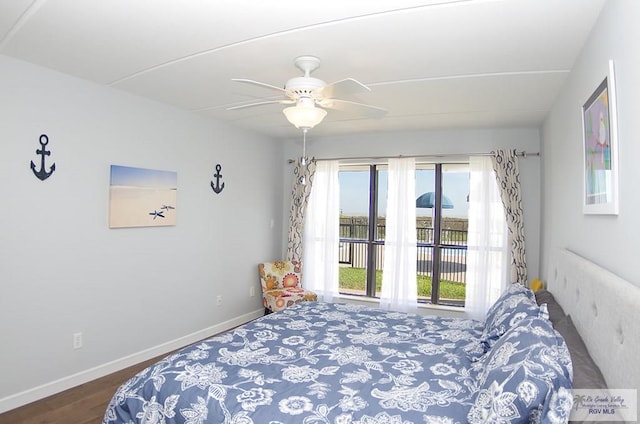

{"left": 109, "top": 165, "right": 177, "bottom": 228}
{"left": 582, "top": 60, "right": 619, "bottom": 215}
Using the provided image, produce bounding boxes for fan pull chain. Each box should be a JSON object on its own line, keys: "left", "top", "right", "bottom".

{"left": 299, "top": 128, "right": 308, "bottom": 185}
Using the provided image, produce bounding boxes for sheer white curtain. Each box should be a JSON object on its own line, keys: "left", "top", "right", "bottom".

{"left": 302, "top": 160, "right": 340, "bottom": 302}
{"left": 380, "top": 157, "right": 418, "bottom": 313}
{"left": 465, "top": 155, "right": 510, "bottom": 321}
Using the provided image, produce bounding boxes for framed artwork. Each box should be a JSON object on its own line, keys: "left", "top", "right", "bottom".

{"left": 582, "top": 60, "right": 619, "bottom": 215}
{"left": 109, "top": 165, "right": 177, "bottom": 228}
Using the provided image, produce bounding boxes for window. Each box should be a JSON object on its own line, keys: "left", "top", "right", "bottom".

{"left": 338, "top": 165, "right": 386, "bottom": 297}
{"left": 338, "top": 162, "right": 469, "bottom": 305}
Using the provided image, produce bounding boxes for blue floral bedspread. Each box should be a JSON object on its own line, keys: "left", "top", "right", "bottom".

{"left": 102, "top": 302, "right": 570, "bottom": 424}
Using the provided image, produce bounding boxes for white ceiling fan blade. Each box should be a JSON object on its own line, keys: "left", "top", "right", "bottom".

{"left": 319, "top": 78, "right": 371, "bottom": 99}
{"left": 226, "top": 99, "right": 293, "bottom": 111}
{"left": 320, "top": 98, "right": 387, "bottom": 119}
{"left": 231, "top": 78, "right": 286, "bottom": 93}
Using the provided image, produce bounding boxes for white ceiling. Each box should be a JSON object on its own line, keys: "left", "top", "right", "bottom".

{"left": 0, "top": 0, "right": 606, "bottom": 140}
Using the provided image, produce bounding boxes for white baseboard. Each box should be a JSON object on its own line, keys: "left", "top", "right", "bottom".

{"left": 0, "top": 308, "right": 264, "bottom": 414}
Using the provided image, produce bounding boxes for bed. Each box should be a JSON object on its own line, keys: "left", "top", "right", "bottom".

{"left": 103, "top": 248, "right": 640, "bottom": 423}
{"left": 546, "top": 248, "right": 640, "bottom": 422}
{"left": 103, "top": 282, "right": 574, "bottom": 423}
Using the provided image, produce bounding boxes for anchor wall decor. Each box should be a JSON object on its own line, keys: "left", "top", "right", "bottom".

{"left": 30, "top": 134, "right": 56, "bottom": 181}
{"left": 210, "top": 164, "right": 225, "bottom": 194}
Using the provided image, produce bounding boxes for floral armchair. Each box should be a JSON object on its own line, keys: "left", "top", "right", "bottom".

{"left": 257, "top": 260, "right": 317, "bottom": 314}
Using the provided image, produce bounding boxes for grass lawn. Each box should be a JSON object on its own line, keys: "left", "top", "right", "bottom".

{"left": 339, "top": 267, "right": 465, "bottom": 300}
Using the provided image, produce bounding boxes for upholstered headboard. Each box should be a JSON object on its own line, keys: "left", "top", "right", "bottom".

{"left": 547, "top": 248, "right": 640, "bottom": 393}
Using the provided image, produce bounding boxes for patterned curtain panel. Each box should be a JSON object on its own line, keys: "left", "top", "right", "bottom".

{"left": 490, "top": 149, "right": 527, "bottom": 285}
{"left": 286, "top": 158, "right": 317, "bottom": 262}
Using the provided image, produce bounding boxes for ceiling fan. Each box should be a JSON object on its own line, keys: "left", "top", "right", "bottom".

{"left": 228, "top": 55, "right": 387, "bottom": 129}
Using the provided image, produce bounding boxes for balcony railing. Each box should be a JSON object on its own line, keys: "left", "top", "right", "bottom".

{"left": 339, "top": 220, "right": 468, "bottom": 284}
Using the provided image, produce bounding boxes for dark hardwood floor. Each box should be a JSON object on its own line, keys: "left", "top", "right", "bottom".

{"left": 0, "top": 353, "right": 169, "bottom": 424}
{"left": 0, "top": 318, "right": 255, "bottom": 424}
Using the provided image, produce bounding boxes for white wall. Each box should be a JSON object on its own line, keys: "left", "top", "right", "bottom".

{"left": 0, "top": 55, "right": 284, "bottom": 411}
{"left": 541, "top": 0, "right": 640, "bottom": 286}
{"left": 283, "top": 127, "right": 542, "bottom": 300}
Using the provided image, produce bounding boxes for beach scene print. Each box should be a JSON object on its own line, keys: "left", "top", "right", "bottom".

{"left": 109, "top": 165, "right": 177, "bottom": 228}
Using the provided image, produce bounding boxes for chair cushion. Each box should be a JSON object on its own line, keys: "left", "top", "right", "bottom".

{"left": 263, "top": 288, "right": 317, "bottom": 312}
{"left": 258, "top": 260, "right": 302, "bottom": 291}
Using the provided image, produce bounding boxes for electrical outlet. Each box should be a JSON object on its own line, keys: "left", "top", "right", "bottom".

{"left": 249, "top": 286, "right": 255, "bottom": 297}
{"left": 73, "top": 332, "right": 83, "bottom": 349}
{"left": 216, "top": 295, "right": 222, "bottom": 306}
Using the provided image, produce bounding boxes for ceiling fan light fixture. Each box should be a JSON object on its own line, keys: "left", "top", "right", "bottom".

{"left": 283, "top": 104, "right": 327, "bottom": 129}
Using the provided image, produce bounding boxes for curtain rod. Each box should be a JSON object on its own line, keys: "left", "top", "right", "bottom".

{"left": 287, "top": 150, "right": 539, "bottom": 164}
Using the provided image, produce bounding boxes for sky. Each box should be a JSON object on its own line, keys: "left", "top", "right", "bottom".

{"left": 339, "top": 166, "right": 470, "bottom": 218}
{"left": 110, "top": 165, "right": 177, "bottom": 188}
